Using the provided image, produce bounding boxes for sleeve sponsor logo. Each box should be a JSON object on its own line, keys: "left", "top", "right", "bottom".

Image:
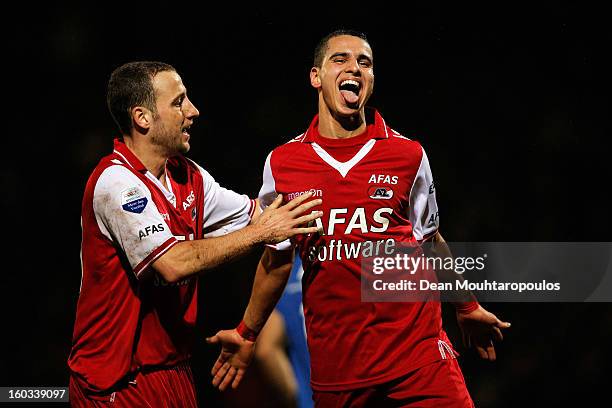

{"left": 121, "top": 187, "right": 148, "bottom": 214}
{"left": 138, "top": 223, "right": 165, "bottom": 240}
{"left": 368, "top": 186, "right": 394, "bottom": 200}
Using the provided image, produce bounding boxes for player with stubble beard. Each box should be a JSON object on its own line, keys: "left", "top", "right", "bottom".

{"left": 68, "top": 61, "right": 322, "bottom": 407}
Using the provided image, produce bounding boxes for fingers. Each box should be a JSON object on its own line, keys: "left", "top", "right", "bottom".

{"left": 232, "top": 370, "right": 245, "bottom": 389}
{"left": 218, "top": 366, "right": 237, "bottom": 391}
{"left": 292, "top": 226, "right": 323, "bottom": 235}
{"left": 284, "top": 191, "right": 315, "bottom": 210}
{"left": 475, "top": 339, "right": 496, "bottom": 361}
{"left": 267, "top": 194, "right": 283, "bottom": 210}
{"left": 212, "top": 362, "right": 230, "bottom": 387}
{"left": 295, "top": 211, "right": 323, "bottom": 225}
{"left": 291, "top": 198, "right": 323, "bottom": 215}
{"left": 205, "top": 335, "right": 218, "bottom": 344}
{"left": 493, "top": 326, "right": 504, "bottom": 342}
{"left": 211, "top": 356, "right": 225, "bottom": 376}
{"left": 486, "top": 342, "right": 497, "bottom": 361}
{"left": 475, "top": 345, "right": 488, "bottom": 360}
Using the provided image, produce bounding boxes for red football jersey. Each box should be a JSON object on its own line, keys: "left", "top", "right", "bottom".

{"left": 259, "top": 109, "right": 454, "bottom": 391}
{"left": 69, "top": 139, "right": 255, "bottom": 394}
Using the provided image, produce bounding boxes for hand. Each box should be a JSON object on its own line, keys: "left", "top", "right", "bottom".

{"left": 456, "top": 305, "right": 511, "bottom": 361}
{"left": 253, "top": 192, "right": 323, "bottom": 244}
{"left": 206, "top": 329, "right": 255, "bottom": 391}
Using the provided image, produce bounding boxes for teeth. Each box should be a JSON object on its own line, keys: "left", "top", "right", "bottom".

{"left": 340, "top": 80, "right": 360, "bottom": 87}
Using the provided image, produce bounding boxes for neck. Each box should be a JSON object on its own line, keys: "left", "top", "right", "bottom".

{"left": 123, "top": 135, "right": 168, "bottom": 181}
{"left": 317, "top": 100, "right": 367, "bottom": 139}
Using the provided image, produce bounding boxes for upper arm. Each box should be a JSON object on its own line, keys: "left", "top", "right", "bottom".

{"left": 408, "top": 146, "right": 440, "bottom": 241}
{"left": 93, "top": 165, "right": 177, "bottom": 278}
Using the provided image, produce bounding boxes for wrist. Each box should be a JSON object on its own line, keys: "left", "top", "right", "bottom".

{"left": 453, "top": 300, "right": 480, "bottom": 315}
{"left": 236, "top": 320, "right": 259, "bottom": 342}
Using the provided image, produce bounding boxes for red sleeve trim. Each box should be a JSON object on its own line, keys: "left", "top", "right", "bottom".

{"left": 418, "top": 229, "right": 439, "bottom": 243}
{"left": 134, "top": 237, "right": 179, "bottom": 278}
{"left": 453, "top": 300, "right": 480, "bottom": 315}
{"left": 248, "top": 199, "right": 257, "bottom": 219}
{"left": 236, "top": 320, "right": 259, "bottom": 342}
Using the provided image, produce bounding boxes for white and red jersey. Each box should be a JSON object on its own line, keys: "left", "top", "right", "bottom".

{"left": 69, "top": 139, "right": 255, "bottom": 394}
{"left": 259, "top": 108, "right": 451, "bottom": 391}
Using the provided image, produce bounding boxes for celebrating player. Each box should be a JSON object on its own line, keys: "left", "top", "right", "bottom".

{"left": 67, "top": 61, "right": 322, "bottom": 407}
{"left": 209, "top": 31, "right": 510, "bottom": 406}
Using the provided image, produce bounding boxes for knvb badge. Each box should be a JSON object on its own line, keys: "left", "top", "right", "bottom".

{"left": 121, "top": 187, "right": 148, "bottom": 214}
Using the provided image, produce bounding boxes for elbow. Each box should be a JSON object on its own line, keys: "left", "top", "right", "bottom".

{"left": 152, "top": 257, "right": 185, "bottom": 284}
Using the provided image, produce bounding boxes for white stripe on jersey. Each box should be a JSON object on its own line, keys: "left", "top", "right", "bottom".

{"left": 407, "top": 146, "right": 439, "bottom": 241}
{"left": 311, "top": 139, "right": 376, "bottom": 178}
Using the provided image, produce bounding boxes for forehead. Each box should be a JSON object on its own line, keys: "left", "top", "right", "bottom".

{"left": 152, "top": 70, "right": 185, "bottom": 98}
{"left": 325, "top": 35, "right": 372, "bottom": 58}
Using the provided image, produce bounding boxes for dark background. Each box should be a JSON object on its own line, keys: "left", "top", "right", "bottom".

{"left": 2, "top": 4, "right": 611, "bottom": 407}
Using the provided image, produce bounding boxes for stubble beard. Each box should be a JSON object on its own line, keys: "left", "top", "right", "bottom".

{"left": 150, "top": 122, "right": 189, "bottom": 157}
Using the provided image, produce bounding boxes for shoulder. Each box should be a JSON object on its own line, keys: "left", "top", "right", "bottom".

{"left": 379, "top": 128, "right": 425, "bottom": 157}
{"left": 92, "top": 165, "right": 149, "bottom": 201}
{"left": 272, "top": 133, "right": 307, "bottom": 155}
{"left": 262, "top": 133, "right": 309, "bottom": 170}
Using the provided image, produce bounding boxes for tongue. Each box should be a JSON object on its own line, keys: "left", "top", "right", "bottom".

{"left": 340, "top": 90, "right": 359, "bottom": 104}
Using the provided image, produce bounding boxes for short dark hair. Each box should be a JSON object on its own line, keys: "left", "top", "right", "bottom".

{"left": 313, "top": 29, "right": 370, "bottom": 68}
{"left": 106, "top": 61, "right": 176, "bottom": 135}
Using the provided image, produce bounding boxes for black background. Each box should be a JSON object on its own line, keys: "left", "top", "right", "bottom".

{"left": 2, "top": 4, "right": 611, "bottom": 407}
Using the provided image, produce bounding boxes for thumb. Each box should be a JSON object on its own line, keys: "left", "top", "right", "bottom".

{"left": 206, "top": 334, "right": 219, "bottom": 344}
{"left": 495, "top": 318, "right": 511, "bottom": 328}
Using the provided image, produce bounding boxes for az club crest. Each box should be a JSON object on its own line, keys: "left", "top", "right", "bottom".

{"left": 368, "top": 186, "right": 394, "bottom": 200}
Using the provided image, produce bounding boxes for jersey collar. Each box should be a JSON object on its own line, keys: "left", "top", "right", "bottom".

{"left": 298, "top": 107, "right": 390, "bottom": 143}
{"left": 112, "top": 138, "right": 148, "bottom": 173}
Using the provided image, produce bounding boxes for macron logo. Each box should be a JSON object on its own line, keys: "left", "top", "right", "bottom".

{"left": 287, "top": 189, "right": 323, "bottom": 200}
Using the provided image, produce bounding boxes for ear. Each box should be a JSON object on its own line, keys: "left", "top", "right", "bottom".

{"left": 310, "top": 67, "right": 321, "bottom": 89}
{"left": 131, "top": 106, "right": 152, "bottom": 130}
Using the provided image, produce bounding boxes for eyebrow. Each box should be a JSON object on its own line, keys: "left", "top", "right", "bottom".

{"left": 172, "top": 92, "right": 186, "bottom": 103}
{"left": 329, "top": 52, "right": 373, "bottom": 63}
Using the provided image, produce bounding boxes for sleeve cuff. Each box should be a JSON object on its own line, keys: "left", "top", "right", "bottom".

{"left": 133, "top": 237, "right": 179, "bottom": 278}
{"left": 453, "top": 300, "right": 480, "bottom": 315}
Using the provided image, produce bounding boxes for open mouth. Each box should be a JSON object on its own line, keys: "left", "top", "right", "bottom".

{"left": 182, "top": 124, "right": 191, "bottom": 137}
{"left": 339, "top": 79, "right": 361, "bottom": 105}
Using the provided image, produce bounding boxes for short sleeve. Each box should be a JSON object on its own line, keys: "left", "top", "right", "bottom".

{"left": 408, "top": 146, "right": 439, "bottom": 241}
{"left": 93, "top": 166, "right": 177, "bottom": 277}
{"left": 196, "top": 164, "right": 256, "bottom": 238}
{"left": 258, "top": 152, "right": 293, "bottom": 251}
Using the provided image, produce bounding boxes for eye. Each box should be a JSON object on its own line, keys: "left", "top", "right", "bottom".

{"left": 174, "top": 97, "right": 184, "bottom": 107}
{"left": 332, "top": 57, "right": 346, "bottom": 64}
{"left": 359, "top": 59, "right": 372, "bottom": 68}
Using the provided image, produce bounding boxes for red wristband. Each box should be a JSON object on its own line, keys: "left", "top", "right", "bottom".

{"left": 453, "top": 301, "right": 480, "bottom": 315}
{"left": 236, "top": 320, "right": 258, "bottom": 342}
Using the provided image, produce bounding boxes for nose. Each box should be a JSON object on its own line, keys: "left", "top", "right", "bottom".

{"left": 184, "top": 98, "right": 200, "bottom": 119}
{"left": 345, "top": 57, "right": 360, "bottom": 74}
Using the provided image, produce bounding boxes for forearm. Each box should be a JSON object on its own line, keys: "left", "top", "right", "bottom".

{"left": 153, "top": 224, "right": 266, "bottom": 282}
{"left": 427, "top": 232, "right": 478, "bottom": 307}
{"left": 242, "top": 248, "right": 293, "bottom": 333}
